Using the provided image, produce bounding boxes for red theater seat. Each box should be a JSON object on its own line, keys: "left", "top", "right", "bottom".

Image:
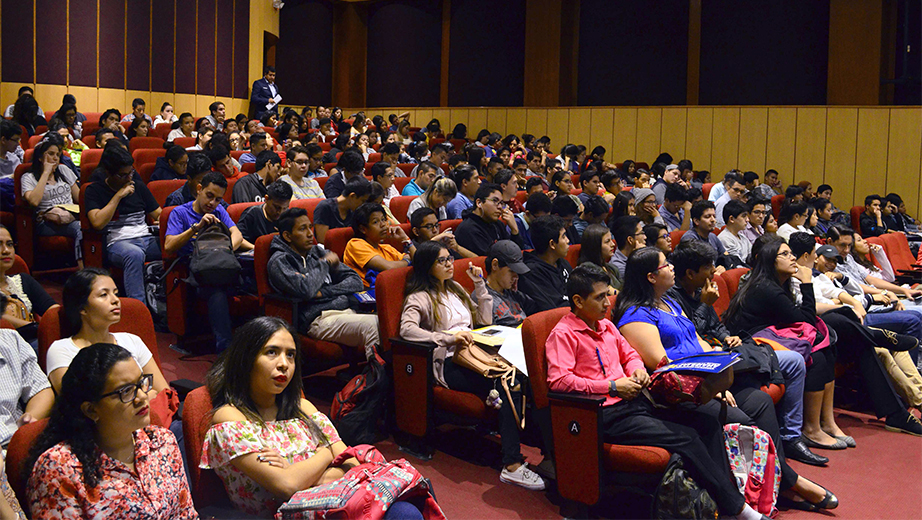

{"left": 181, "top": 387, "right": 233, "bottom": 509}
{"left": 129, "top": 136, "right": 165, "bottom": 153}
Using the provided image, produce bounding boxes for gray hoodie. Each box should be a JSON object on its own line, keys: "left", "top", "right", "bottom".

{"left": 267, "top": 235, "right": 364, "bottom": 332}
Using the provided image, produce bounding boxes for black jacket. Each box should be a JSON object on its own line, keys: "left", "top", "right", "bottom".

{"left": 454, "top": 212, "right": 524, "bottom": 257}
{"left": 518, "top": 252, "right": 571, "bottom": 313}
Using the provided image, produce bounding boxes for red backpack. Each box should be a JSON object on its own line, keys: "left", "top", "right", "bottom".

{"left": 330, "top": 348, "right": 388, "bottom": 445}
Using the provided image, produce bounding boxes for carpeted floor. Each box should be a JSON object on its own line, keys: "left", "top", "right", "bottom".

{"left": 152, "top": 330, "right": 922, "bottom": 520}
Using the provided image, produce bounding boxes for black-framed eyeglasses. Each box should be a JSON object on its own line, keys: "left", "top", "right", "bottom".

{"left": 418, "top": 223, "right": 439, "bottom": 232}
{"left": 97, "top": 374, "right": 153, "bottom": 403}
{"left": 485, "top": 197, "right": 507, "bottom": 208}
{"left": 436, "top": 256, "right": 453, "bottom": 266}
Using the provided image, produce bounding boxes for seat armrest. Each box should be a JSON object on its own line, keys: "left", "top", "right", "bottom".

{"left": 391, "top": 338, "right": 436, "bottom": 438}
{"left": 263, "top": 293, "right": 301, "bottom": 331}
{"left": 548, "top": 391, "right": 604, "bottom": 506}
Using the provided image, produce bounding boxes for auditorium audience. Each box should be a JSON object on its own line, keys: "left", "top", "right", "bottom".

{"left": 610, "top": 216, "right": 646, "bottom": 279}
{"left": 150, "top": 145, "right": 188, "bottom": 182}
{"left": 777, "top": 201, "right": 812, "bottom": 242}
{"left": 120, "top": 98, "right": 152, "bottom": 125}
{"left": 85, "top": 146, "right": 161, "bottom": 302}
{"left": 153, "top": 102, "right": 178, "bottom": 126}
{"left": 455, "top": 183, "right": 524, "bottom": 256}
{"left": 408, "top": 177, "right": 457, "bottom": 222}
{"left": 204, "top": 102, "right": 226, "bottom": 131}
{"left": 409, "top": 208, "right": 474, "bottom": 260}
{"left": 616, "top": 245, "right": 836, "bottom": 509}
{"left": 344, "top": 202, "right": 415, "bottom": 288}
{"left": 718, "top": 200, "right": 752, "bottom": 265}
{"left": 27, "top": 343, "right": 195, "bottom": 519}
{"left": 268, "top": 212, "right": 379, "bottom": 357}
{"left": 124, "top": 117, "right": 150, "bottom": 140}
{"left": 237, "top": 181, "right": 293, "bottom": 247}
{"left": 233, "top": 150, "right": 281, "bottom": 204}
{"left": 0, "top": 296, "right": 53, "bottom": 449}
{"left": 20, "top": 137, "right": 82, "bottom": 266}
{"left": 547, "top": 263, "right": 769, "bottom": 520}
{"left": 3, "top": 86, "right": 43, "bottom": 118}
{"left": 313, "top": 177, "right": 373, "bottom": 244}
{"left": 164, "top": 172, "right": 243, "bottom": 352}
{"left": 0, "top": 226, "right": 57, "bottom": 346}
{"left": 577, "top": 223, "right": 622, "bottom": 292}
{"left": 518, "top": 215, "right": 572, "bottom": 312}
{"left": 399, "top": 241, "right": 541, "bottom": 490}
{"left": 167, "top": 112, "right": 196, "bottom": 142}
{"left": 323, "top": 151, "right": 365, "bottom": 199}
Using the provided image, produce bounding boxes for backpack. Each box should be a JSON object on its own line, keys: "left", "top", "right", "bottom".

{"left": 330, "top": 347, "right": 389, "bottom": 445}
{"left": 651, "top": 454, "right": 719, "bottom": 519}
{"left": 723, "top": 423, "right": 781, "bottom": 517}
{"left": 276, "top": 444, "right": 446, "bottom": 520}
{"left": 143, "top": 260, "right": 168, "bottom": 331}
{"left": 189, "top": 221, "right": 240, "bottom": 286}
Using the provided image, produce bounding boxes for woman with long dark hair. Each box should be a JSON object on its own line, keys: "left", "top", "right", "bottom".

{"left": 12, "top": 95, "right": 46, "bottom": 136}
{"left": 616, "top": 246, "right": 837, "bottom": 512}
{"left": 399, "top": 241, "right": 542, "bottom": 491}
{"left": 21, "top": 135, "right": 82, "bottom": 266}
{"left": 577, "top": 223, "right": 622, "bottom": 292}
{"left": 202, "top": 317, "right": 424, "bottom": 518}
{"left": 47, "top": 268, "right": 169, "bottom": 395}
{"left": 124, "top": 117, "right": 150, "bottom": 140}
{"left": 27, "top": 343, "right": 196, "bottom": 518}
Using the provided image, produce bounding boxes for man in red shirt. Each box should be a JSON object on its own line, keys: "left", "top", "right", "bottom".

{"left": 545, "top": 264, "right": 764, "bottom": 520}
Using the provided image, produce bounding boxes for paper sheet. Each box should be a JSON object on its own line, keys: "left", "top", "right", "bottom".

{"left": 471, "top": 325, "right": 529, "bottom": 377}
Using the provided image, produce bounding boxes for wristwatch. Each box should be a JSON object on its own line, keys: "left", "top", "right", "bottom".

{"left": 609, "top": 380, "right": 618, "bottom": 397}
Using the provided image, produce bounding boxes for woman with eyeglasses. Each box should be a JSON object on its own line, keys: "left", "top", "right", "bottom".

{"left": 47, "top": 269, "right": 169, "bottom": 405}
{"left": 26, "top": 343, "right": 196, "bottom": 519}
{"left": 616, "top": 245, "right": 837, "bottom": 512}
{"left": 399, "top": 241, "right": 543, "bottom": 491}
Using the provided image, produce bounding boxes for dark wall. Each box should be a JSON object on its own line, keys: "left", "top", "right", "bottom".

{"left": 578, "top": 0, "right": 689, "bottom": 106}
{"left": 699, "top": 0, "right": 830, "bottom": 105}
{"left": 448, "top": 0, "right": 526, "bottom": 106}
{"left": 1, "top": 0, "right": 249, "bottom": 97}
{"left": 277, "top": 0, "right": 334, "bottom": 106}
{"left": 366, "top": 0, "right": 441, "bottom": 107}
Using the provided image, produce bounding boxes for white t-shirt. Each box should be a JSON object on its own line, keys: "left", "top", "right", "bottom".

{"left": 21, "top": 165, "right": 78, "bottom": 214}
{"left": 46, "top": 332, "right": 153, "bottom": 377}
{"left": 776, "top": 223, "right": 811, "bottom": 242}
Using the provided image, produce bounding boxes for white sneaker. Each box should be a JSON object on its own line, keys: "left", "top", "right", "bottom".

{"left": 500, "top": 464, "right": 546, "bottom": 491}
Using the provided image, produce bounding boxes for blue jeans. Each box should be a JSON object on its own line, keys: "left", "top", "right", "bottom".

{"left": 196, "top": 285, "right": 233, "bottom": 353}
{"left": 36, "top": 219, "right": 82, "bottom": 261}
{"left": 383, "top": 501, "right": 424, "bottom": 520}
{"left": 106, "top": 236, "right": 161, "bottom": 301}
{"left": 775, "top": 349, "right": 806, "bottom": 442}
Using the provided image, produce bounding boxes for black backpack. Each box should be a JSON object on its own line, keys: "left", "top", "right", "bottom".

{"left": 651, "top": 454, "right": 719, "bottom": 519}
{"left": 143, "top": 260, "right": 168, "bottom": 331}
{"left": 189, "top": 221, "right": 240, "bottom": 286}
{"left": 330, "top": 348, "right": 389, "bottom": 446}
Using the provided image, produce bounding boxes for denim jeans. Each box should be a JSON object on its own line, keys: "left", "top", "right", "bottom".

{"left": 36, "top": 219, "right": 83, "bottom": 261}
{"left": 106, "top": 235, "right": 161, "bottom": 301}
{"left": 774, "top": 349, "right": 806, "bottom": 442}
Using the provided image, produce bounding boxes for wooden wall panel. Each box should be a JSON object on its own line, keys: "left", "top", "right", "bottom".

{"left": 612, "top": 108, "right": 637, "bottom": 161}
{"left": 546, "top": 109, "right": 569, "bottom": 150}
{"left": 710, "top": 107, "right": 740, "bottom": 175}
{"left": 506, "top": 108, "right": 527, "bottom": 137}
{"left": 467, "top": 108, "right": 489, "bottom": 134}
{"left": 34, "top": 85, "right": 68, "bottom": 113}
{"left": 823, "top": 108, "right": 858, "bottom": 202}
{"left": 173, "top": 94, "right": 197, "bottom": 120}
{"left": 660, "top": 108, "right": 687, "bottom": 160}
{"left": 765, "top": 108, "right": 797, "bottom": 184}
{"left": 737, "top": 107, "right": 767, "bottom": 173}
{"left": 853, "top": 108, "right": 890, "bottom": 203}
{"left": 685, "top": 107, "right": 712, "bottom": 172}
{"left": 97, "top": 88, "right": 127, "bottom": 114}
{"left": 635, "top": 108, "right": 662, "bottom": 167}
{"left": 793, "top": 107, "right": 827, "bottom": 184}
{"left": 126, "top": 90, "right": 152, "bottom": 115}
{"left": 589, "top": 108, "right": 614, "bottom": 162}
{"left": 431, "top": 109, "right": 452, "bottom": 130}
{"left": 415, "top": 109, "right": 433, "bottom": 130}
{"left": 526, "top": 109, "right": 548, "bottom": 139}
{"left": 886, "top": 108, "right": 922, "bottom": 214}
{"left": 487, "top": 109, "right": 507, "bottom": 137}
{"left": 68, "top": 86, "right": 98, "bottom": 112}
{"left": 567, "top": 108, "right": 591, "bottom": 151}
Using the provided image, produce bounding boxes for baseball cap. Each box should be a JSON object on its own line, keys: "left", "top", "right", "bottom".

{"left": 488, "top": 240, "right": 530, "bottom": 274}
{"left": 815, "top": 245, "right": 843, "bottom": 262}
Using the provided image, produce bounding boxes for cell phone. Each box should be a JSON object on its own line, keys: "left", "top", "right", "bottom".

{"left": 479, "top": 328, "right": 503, "bottom": 336}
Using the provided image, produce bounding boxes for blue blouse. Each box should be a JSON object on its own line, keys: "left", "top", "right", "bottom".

{"left": 617, "top": 298, "right": 703, "bottom": 360}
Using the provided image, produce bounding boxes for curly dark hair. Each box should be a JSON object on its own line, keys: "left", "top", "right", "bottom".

{"left": 26, "top": 343, "right": 133, "bottom": 488}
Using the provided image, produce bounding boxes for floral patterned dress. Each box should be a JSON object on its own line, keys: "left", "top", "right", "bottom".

{"left": 200, "top": 412, "right": 341, "bottom": 517}
{"left": 27, "top": 426, "right": 197, "bottom": 519}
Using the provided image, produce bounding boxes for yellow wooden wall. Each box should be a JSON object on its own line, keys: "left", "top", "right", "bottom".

{"left": 358, "top": 106, "right": 922, "bottom": 215}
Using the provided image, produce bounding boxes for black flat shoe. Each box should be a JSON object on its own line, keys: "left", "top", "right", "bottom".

{"left": 809, "top": 489, "right": 838, "bottom": 510}
{"left": 778, "top": 495, "right": 817, "bottom": 512}
{"left": 782, "top": 438, "right": 829, "bottom": 466}
{"left": 869, "top": 326, "right": 919, "bottom": 352}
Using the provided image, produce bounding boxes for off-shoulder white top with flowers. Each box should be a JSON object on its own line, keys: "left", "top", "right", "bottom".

{"left": 200, "top": 412, "right": 340, "bottom": 517}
